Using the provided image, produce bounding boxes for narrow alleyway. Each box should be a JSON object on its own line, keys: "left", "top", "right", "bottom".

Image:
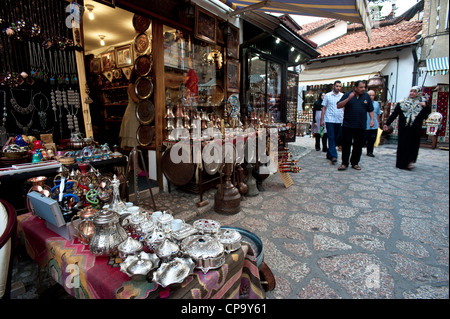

{"left": 201, "top": 137, "right": 449, "bottom": 299}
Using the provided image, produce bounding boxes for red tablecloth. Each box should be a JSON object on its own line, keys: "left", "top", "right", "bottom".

{"left": 17, "top": 213, "right": 264, "bottom": 299}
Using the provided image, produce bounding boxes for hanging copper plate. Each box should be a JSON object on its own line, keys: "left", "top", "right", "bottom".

{"left": 135, "top": 77, "right": 153, "bottom": 99}
{"left": 161, "top": 147, "right": 195, "bottom": 186}
{"left": 135, "top": 54, "right": 152, "bottom": 77}
{"left": 134, "top": 32, "right": 150, "bottom": 55}
{"left": 132, "top": 14, "right": 151, "bottom": 33}
{"left": 203, "top": 142, "right": 224, "bottom": 175}
{"left": 136, "top": 125, "right": 154, "bottom": 146}
{"left": 136, "top": 99, "right": 155, "bottom": 124}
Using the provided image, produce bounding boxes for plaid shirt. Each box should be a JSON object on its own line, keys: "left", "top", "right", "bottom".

{"left": 322, "top": 91, "right": 344, "bottom": 124}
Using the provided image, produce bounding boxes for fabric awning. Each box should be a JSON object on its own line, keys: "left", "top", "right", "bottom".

{"left": 298, "top": 59, "right": 390, "bottom": 86}
{"left": 426, "top": 57, "right": 449, "bottom": 76}
{"left": 225, "top": 0, "right": 372, "bottom": 41}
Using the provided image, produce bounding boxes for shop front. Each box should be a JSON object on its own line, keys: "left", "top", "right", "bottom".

{"left": 239, "top": 12, "right": 319, "bottom": 142}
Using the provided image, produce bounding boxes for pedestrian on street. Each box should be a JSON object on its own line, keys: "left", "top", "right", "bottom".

{"left": 365, "top": 90, "right": 381, "bottom": 157}
{"left": 320, "top": 80, "right": 343, "bottom": 164}
{"left": 312, "top": 92, "right": 328, "bottom": 152}
{"left": 336, "top": 80, "right": 374, "bottom": 171}
{"left": 383, "top": 86, "right": 430, "bottom": 170}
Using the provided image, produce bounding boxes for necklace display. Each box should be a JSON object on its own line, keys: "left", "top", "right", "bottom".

{"left": 1, "top": 90, "right": 7, "bottom": 126}
{"left": 10, "top": 88, "right": 34, "bottom": 114}
{"left": 33, "top": 91, "right": 49, "bottom": 129}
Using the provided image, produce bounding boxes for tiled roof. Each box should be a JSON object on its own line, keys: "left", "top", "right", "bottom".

{"left": 297, "top": 18, "right": 337, "bottom": 36}
{"left": 316, "top": 20, "right": 422, "bottom": 58}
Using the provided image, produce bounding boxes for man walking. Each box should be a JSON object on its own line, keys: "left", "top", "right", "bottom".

{"left": 365, "top": 90, "right": 381, "bottom": 157}
{"left": 320, "top": 81, "right": 344, "bottom": 164}
{"left": 336, "top": 80, "right": 374, "bottom": 171}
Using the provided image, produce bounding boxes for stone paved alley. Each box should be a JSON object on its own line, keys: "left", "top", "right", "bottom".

{"left": 200, "top": 137, "right": 449, "bottom": 299}
{"left": 11, "top": 137, "right": 449, "bottom": 299}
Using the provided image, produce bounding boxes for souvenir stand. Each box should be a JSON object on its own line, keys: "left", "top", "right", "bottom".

{"left": 7, "top": 0, "right": 267, "bottom": 299}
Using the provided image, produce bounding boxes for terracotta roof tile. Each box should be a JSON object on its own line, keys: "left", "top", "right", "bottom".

{"left": 316, "top": 20, "right": 422, "bottom": 58}
{"left": 297, "top": 18, "right": 337, "bottom": 35}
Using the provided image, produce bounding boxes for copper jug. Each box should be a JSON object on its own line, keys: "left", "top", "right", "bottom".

{"left": 214, "top": 163, "right": 241, "bottom": 215}
{"left": 72, "top": 206, "right": 98, "bottom": 245}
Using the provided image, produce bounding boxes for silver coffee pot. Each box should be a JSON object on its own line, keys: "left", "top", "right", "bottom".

{"left": 89, "top": 210, "right": 128, "bottom": 256}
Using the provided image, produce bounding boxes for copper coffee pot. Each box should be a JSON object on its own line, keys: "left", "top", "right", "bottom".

{"left": 72, "top": 205, "right": 98, "bottom": 245}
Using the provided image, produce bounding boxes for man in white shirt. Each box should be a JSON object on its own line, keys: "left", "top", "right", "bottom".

{"left": 320, "top": 81, "right": 344, "bottom": 163}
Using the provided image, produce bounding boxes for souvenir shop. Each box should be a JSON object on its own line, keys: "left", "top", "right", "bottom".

{"left": 0, "top": 0, "right": 275, "bottom": 300}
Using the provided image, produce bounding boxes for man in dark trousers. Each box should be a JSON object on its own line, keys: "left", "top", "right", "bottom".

{"left": 336, "top": 80, "right": 374, "bottom": 171}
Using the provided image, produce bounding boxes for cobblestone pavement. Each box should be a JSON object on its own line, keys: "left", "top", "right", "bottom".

{"left": 11, "top": 137, "right": 449, "bottom": 299}
{"left": 200, "top": 137, "right": 449, "bottom": 299}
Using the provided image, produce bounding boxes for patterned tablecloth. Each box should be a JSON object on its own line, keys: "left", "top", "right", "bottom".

{"left": 17, "top": 213, "right": 264, "bottom": 299}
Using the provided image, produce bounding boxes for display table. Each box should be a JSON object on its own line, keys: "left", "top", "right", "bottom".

{"left": 0, "top": 156, "right": 127, "bottom": 214}
{"left": 17, "top": 213, "right": 264, "bottom": 299}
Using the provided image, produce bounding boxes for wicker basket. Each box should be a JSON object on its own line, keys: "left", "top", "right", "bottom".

{"left": 2, "top": 151, "right": 29, "bottom": 159}
{"left": 56, "top": 156, "right": 75, "bottom": 165}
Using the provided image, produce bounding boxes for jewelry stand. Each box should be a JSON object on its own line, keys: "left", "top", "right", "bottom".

{"left": 122, "top": 147, "right": 157, "bottom": 210}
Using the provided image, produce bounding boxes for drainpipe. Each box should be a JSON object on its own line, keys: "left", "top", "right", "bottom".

{"left": 412, "top": 45, "right": 419, "bottom": 87}
{"left": 394, "top": 56, "right": 399, "bottom": 102}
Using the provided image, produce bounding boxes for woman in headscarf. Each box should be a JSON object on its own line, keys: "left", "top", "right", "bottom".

{"left": 383, "top": 86, "right": 430, "bottom": 169}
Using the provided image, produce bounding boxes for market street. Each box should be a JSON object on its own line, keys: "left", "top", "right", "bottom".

{"left": 11, "top": 137, "right": 449, "bottom": 299}
{"left": 198, "top": 137, "right": 450, "bottom": 299}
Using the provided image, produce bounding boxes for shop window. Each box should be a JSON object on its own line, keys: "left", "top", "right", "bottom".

{"left": 247, "top": 54, "right": 283, "bottom": 123}
{"left": 163, "top": 25, "right": 225, "bottom": 139}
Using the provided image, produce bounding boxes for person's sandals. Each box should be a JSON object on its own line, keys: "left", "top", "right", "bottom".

{"left": 338, "top": 164, "right": 348, "bottom": 171}
{"left": 351, "top": 164, "right": 361, "bottom": 170}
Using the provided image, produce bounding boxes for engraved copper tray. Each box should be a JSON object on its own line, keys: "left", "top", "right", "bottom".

{"left": 132, "top": 14, "right": 151, "bottom": 33}
{"left": 135, "top": 77, "right": 153, "bottom": 99}
{"left": 136, "top": 125, "right": 154, "bottom": 146}
{"left": 136, "top": 99, "right": 155, "bottom": 124}
{"left": 161, "top": 147, "right": 195, "bottom": 186}
{"left": 135, "top": 54, "right": 152, "bottom": 77}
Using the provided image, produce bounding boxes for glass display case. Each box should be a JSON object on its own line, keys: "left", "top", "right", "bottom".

{"left": 163, "top": 25, "right": 225, "bottom": 139}
{"left": 246, "top": 54, "right": 283, "bottom": 123}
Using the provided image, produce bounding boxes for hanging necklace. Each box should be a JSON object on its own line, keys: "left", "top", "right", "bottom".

{"left": 1, "top": 90, "right": 7, "bottom": 126}
{"left": 10, "top": 109, "right": 35, "bottom": 135}
{"left": 32, "top": 91, "right": 49, "bottom": 129}
{"left": 10, "top": 88, "right": 34, "bottom": 114}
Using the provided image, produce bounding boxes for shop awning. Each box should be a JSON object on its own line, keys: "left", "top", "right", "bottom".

{"left": 226, "top": 0, "right": 372, "bottom": 41}
{"left": 298, "top": 59, "right": 390, "bottom": 86}
{"left": 426, "top": 57, "right": 449, "bottom": 76}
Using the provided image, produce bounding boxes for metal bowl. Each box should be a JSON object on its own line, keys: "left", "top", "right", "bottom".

{"left": 221, "top": 226, "right": 264, "bottom": 270}
{"left": 152, "top": 257, "right": 195, "bottom": 287}
{"left": 181, "top": 234, "right": 225, "bottom": 274}
{"left": 218, "top": 228, "right": 242, "bottom": 253}
{"left": 193, "top": 219, "right": 221, "bottom": 235}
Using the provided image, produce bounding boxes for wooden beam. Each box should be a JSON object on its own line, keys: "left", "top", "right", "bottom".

{"left": 152, "top": 20, "right": 165, "bottom": 190}
{"left": 72, "top": 26, "right": 93, "bottom": 138}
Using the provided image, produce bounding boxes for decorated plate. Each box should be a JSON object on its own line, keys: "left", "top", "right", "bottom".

{"left": 132, "top": 14, "right": 151, "bottom": 33}
{"left": 227, "top": 93, "right": 240, "bottom": 118}
{"left": 135, "top": 77, "right": 153, "bottom": 99}
{"left": 134, "top": 32, "right": 151, "bottom": 55}
{"left": 136, "top": 99, "right": 155, "bottom": 124}
{"left": 134, "top": 54, "right": 152, "bottom": 77}
{"left": 136, "top": 125, "right": 154, "bottom": 146}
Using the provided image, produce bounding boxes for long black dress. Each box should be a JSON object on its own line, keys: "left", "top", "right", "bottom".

{"left": 385, "top": 103, "right": 431, "bottom": 169}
